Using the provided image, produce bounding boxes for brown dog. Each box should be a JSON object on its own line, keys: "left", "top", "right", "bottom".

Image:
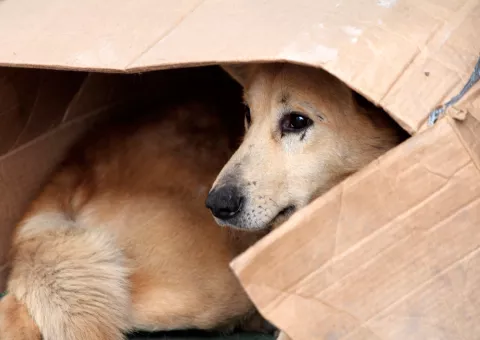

{"left": 0, "top": 68, "right": 270, "bottom": 340}
{"left": 207, "top": 63, "right": 406, "bottom": 231}
{"left": 207, "top": 63, "right": 407, "bottom": 340}
{"left": 0, "top": 63, "right": 405, "bottom": 340}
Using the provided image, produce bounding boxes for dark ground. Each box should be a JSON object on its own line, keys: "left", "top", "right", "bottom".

{"left": 128, "top": 330, "right": 274, "bottom": 340}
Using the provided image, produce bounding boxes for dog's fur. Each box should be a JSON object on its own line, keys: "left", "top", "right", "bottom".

{"left": 0, "top": 68, "right": 270, "bottom": 340}
{"left": 209, "top": 63, "right": 407, "bottom": 231}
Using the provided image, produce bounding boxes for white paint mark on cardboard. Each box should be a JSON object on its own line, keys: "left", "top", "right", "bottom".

{"left": 440, "top": 30, "right": 452, "bottom": 45}
{"left": 377, "top": 0, "right": 397, "bottom": 8}
{"left": 72, "top": 41, "right": 120, "bottom": 68}
{"left": 343, "top": 26, "right": 363, "bottom": 37}
{"left": 342, "top": 26, "right": 362, "bottom": 44}
{"left": 279, "top": 32, "right": 338, "bottom": 64}
{"left": 279, "top": 44, "right": 338, "bottom": 64}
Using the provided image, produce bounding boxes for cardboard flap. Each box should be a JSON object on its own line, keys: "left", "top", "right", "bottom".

{"left": 231, "top": 114, "right": 480, "bottom": 340}
{"left": 0, "top": 0, "right": 478, "bottom": 133}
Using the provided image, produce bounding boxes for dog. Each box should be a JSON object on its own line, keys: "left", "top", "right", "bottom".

{"left": 207, "top": 63, "right": 407, "bottom": 340}
{"left": 0, "top": 68, "right": 271, "bottom": 340}
{"left": 207, "top": 62, "right": 406, "bottom": 231}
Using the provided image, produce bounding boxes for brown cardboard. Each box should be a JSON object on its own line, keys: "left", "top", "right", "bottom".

{"left": 231, "top": 114, "right": 480, "bottom": 340}
{"left": 0, "top": 0, "right": 479, "bottom": 337}
{"left": 0, "top": 0, "right": 479, "bottom": 134}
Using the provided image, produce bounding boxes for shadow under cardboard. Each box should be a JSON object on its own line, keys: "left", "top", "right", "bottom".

{"left": 128, "top": 330, "right": 273, "bottom": 340}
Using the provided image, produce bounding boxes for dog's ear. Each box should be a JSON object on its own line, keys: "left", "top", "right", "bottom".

{"left": 220, "top": 63, "right": 256, "bottom": 87}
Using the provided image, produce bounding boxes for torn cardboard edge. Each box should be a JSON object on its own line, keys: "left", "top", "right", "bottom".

{"left": 427, "top": 57, "right": 480, "bottom": 126}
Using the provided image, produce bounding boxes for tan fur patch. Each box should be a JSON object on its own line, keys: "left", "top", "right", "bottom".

{"left": 0, "top": 295, "right": 41, "bottom": 340}
{"left": 9, "top": 227, "right": 131, "bottom": 340}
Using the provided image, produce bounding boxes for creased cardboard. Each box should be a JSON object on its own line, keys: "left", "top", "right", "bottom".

{"left": 0, "top": 0, "right": 479, "bottom": 337}
{"left": 231, "top": 114, "right": 480, "bottom": 340}
{"left": 0, "top": 0, "right": 478, "bottom": 133}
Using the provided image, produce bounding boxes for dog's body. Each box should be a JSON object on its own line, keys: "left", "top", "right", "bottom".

{"left": 0, "top": 69, "right": 267, "bottom": 339}
{"left": 0, "top": 63, "right": 405, "bottom": 340}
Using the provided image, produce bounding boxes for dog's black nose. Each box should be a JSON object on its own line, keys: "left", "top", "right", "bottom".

{"left": 206, "top": 186, "right": 243, "bottom": 219}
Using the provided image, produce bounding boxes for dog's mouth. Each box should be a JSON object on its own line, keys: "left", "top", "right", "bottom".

{"left": 268, "top": 205, "right": 296, "bottom": 228}
{"left": 215, "top": 204, "right": 297, "bottom": 231}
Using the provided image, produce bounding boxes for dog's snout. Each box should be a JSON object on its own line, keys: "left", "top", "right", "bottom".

{"left": 206, "top": 186, "right": 244, "bottom": 220}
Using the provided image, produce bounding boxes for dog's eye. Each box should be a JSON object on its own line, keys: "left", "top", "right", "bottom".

{"left": 244, "top": 105, "right": 252, "bottom": 127}
{"left": 280, "top": 113, "right": 312, "bottom": 132}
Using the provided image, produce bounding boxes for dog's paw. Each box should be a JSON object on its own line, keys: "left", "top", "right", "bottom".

{"left": 0, "top": 294, "right": 41, "bottom": 340}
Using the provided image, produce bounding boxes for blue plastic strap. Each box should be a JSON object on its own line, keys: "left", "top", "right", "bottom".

{"left": 428, "top": 56, "right": 480, "bottom": 126}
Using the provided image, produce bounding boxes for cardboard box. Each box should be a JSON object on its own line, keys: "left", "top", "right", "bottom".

{"left": 0, "top": 0, "right": 479, "bottom": 338}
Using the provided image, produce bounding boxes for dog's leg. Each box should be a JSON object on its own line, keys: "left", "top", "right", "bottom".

{"left": 0, "top": 294, "right": 41, "bottom": 339}
{"left": 7, "top": 221, "right": 131, "bottom": 340}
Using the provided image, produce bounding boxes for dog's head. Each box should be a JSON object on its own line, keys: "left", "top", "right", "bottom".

{"left": 206, "top": 63, "right": 405, "bottom": 231}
